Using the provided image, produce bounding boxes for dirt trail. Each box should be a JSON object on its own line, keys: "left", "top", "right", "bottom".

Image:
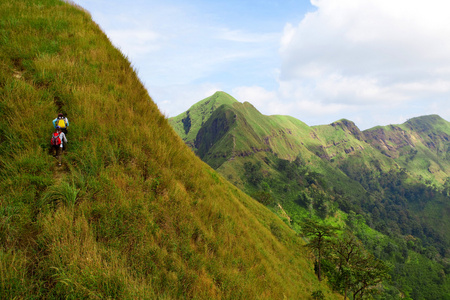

{"left": 50, "top": 150, "right": 69, "bottom": 184}
{"left": 277, "top": 203, "right": 292, "bottom": 224}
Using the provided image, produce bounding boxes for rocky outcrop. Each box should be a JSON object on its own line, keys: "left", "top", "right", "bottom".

{"left": 363, "top": 125, "right": 416, "bottom": 158}
{"left": 331, "top": 119, "right": 364, "bottom": 141}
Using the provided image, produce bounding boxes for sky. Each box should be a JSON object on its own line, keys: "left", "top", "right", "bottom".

{"left": 71, "top": 0, "right": 450, "bottom": 130}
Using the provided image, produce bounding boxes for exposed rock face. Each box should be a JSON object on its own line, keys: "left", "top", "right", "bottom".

{"left": 362, "top": 117, "right": 450, "bottom": 161}
{"left": 363, "top": 126, "right": 416, "bottom": 158}
{"left": 332, "top": 119, "right": 364, "bottom": 141}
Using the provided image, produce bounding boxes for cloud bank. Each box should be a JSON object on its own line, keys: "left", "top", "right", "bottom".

{"left": 272, "top": 0, "right": 450, "bottom": 129}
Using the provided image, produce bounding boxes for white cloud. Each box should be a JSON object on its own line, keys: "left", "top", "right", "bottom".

{"left": 232, "top": 86, "right": 277, "bottom": 106}
{"left": 231, "top": 85, "right": 352, "bottom": 119}
{"left": 277, "top": 0, "right": 450, "bottom": 128}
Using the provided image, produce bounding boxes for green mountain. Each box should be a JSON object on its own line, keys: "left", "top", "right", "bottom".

{"left": 170, "top": 91, "right": 316, "bottom": 171}
{"left": 0, "top": 1, "right": 342, "bottom": 299}
{"left": 171, "top": 94, "right": 450, "bottom": 185}
{"left": 364, "top": 115, "right": 450, "bottom": 181}
{"left": 170, "top": 93, "right": 450, "bottom": 299}
{"left": 170, "top": 91, "right": 239, "bottom": 149}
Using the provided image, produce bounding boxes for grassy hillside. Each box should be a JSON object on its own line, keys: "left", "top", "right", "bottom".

{"left": 172, "top": 97, "right": 450, "bottom": 186}
{"left": 170, "top": 94, "right": 450, "bottom": 299}
{"left": 169, "top": 91, "right": 238, "bottom": 149}
{"left": 0, "top": 1, "right": 342, "bottom": 299}
{"left": 170, "top": 95, "right": 322, "bottom": 182}
{"left": 364, "top": 114, "right": 450, "bottom": 184}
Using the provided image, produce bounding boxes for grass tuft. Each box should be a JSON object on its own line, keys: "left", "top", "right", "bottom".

{"left": 41, "top": 180, "right": 80, "bottom": 209}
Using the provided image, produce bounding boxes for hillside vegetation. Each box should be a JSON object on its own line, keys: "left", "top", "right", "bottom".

{"left": 0, "top": 1, "right": 341, "bottom": 299}
{"left": 170, "top": 93, "right": 450, "bottom": 299}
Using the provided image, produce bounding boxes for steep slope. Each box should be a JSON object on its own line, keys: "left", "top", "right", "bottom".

{"left": 0, "top": 1, "right": 341, "bottom": 299}
{"left": 169, "top": 91, "right": 238, "bottom": 149}
{"left": 172, "top": 96, "right": 316, "bottom": 164}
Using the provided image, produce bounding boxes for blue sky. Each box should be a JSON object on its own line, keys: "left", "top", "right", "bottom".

{"left": 72, "top": 0, "right": 450, "bottom": 130}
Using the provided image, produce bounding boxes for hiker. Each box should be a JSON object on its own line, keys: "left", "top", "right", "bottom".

{"left": 53, "top": 113, "right": 69, "bottom": 134}
{"left": 51, "top": 126, "right": 68, "bottom": 166}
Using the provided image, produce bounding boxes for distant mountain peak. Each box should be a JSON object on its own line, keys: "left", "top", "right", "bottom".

{"left": 404, "top": 114, "right": 448, "bottom": 132}
{"left": 331, "top": 119, "right": 363, "bottom": 140}
{"left": 168, "top": 91, "right": 239, "bottom": 146}
{"left": 211, "top": 90, "right": 234, "bottom": 98}
{"left": 331, "top": 118, "right": 358, "bottom": 129}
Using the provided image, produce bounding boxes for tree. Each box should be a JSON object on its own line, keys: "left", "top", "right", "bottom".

{"left": 351, "top": 254, "right": 390, "bottom": 299}
{"left": 328, "top": 231, "right": 390, "bottom": 299}
{"left": 243, "top": 161, "right": 263, "bottom": 186}
{"left": 300, "top": 219, "right": 339, "bottom": 282}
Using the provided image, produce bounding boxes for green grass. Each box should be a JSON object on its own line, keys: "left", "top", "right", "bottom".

{"left": 0, "top": 0, "right": 343, "bottom": 298}
{"left": 169, "top": 91, "right": 238, "bottom": 148}
{"left": 171, "top": 91, "right": 450, "bottom": 190}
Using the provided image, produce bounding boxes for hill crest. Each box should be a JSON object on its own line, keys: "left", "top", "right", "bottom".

{"left": 170, "top": 93, "right": 450, "bottom": 184}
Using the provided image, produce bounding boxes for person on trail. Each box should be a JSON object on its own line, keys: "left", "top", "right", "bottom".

{"left": 53, "top": 113, "right": 69, "bottom": 134}
{"left": 51, "top": 126, "right": 68, "bottom": 166}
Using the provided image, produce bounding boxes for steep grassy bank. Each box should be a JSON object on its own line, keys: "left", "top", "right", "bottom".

{"left": 0, "top": 1, "right": 340, "bottom": 299}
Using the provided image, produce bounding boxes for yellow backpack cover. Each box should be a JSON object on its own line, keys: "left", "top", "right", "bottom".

{"left": 57, "top": 118, "right": 66, "bottom": 128}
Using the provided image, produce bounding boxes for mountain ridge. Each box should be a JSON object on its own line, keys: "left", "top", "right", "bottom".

{"left": 170, "top": 92, "right": 450, "bottom": 184}
{"left": 169, "top": 92, "right": 450, "bottom": 298}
